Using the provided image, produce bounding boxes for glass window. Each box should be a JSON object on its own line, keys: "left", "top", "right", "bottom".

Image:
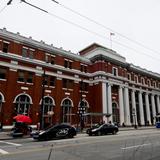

{"left": 15, "top": 95, "right": 31, "bottom": 115}
{"left": 64, "top": 60, "right": 68, "bottom": 68}
{"left": 22, "top": 48, "right": 28, "bottom": 57}
{"left": 43, "top": 97, "right": 54, "bottom": 115}
{"left": 3, "top": 42, "right": 9, "bottom": 53}
{"left": 51, "top": 57, "right": 55, "bottom": 64}
{"left": 27, "top": 72, "right": 33, "bottom": 83}
{"left": 44, "top": 75, "right": 49, "bottom": 86}
{"left": 18, "top": 71, "right": 25, "bottom": 82}
{"left": 112, "top": 67, "right": 118, "bottom": 76}
{"left": 0, "top": 68, "right": 7, "bottom": 79}
{"left": 62, "top": 79, "right": 67, "bottom": 88}
{"left": 50, "top": 76, "right": 55, "bottom": 86}
{"left": 45, "top": 54, "right": 49, "bottom": 63}
{"left": 29, "top": 50, "right": 34, "bottom": 59}
{"left": 62, "top": 99, "right": 72, "bottom": 123}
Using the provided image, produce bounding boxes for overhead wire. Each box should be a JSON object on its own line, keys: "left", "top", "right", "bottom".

{"left": 20, "top": 0, "right": 160, "bottom": 62}
{"left": 0, "top": 0, "right": 13, "bottom": 15}
{"left": 50, "top": 0, "right": 160, "bottom": 57}
{"left": 0, "top": 5, "right": 7, "bottom": 14}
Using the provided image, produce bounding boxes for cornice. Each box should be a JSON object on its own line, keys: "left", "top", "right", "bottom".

{"left": 0, "top": 28, "right": 91, "bottom": 64}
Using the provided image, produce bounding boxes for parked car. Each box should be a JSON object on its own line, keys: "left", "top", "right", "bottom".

{"left": 86, "top": 123, "right": 119, "bottom": 136}
{"left": 31, "top": 123, "right": 77, "bottom": 141}
{"left": 11, "top": 122, "right": 32, "bottom": 137}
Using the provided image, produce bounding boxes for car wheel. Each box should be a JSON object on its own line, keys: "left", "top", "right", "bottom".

{"left": 112, "top": 130, "right": 117, "bottom": 135}
{"left": 89, "top": 133, "right": 92, "bottom": 136}
{"left": 97, "top": 131, "right": 101, "bottom": 136}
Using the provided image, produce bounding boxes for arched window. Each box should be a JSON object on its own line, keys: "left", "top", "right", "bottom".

{"left": 15, "top": 95, "right": 31, "bottom": 115}
{"left": 42, "top": 96, "right": 55, "bottom": 126}
{"left": 61, "top": 99, "right": 72, "bottom": 123}
{"left": 43, "top": 97, "right": 54, "bottom": 116}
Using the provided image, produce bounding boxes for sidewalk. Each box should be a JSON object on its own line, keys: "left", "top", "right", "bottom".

{"left": 0, "top": 125, "right": 156, "bottom": 140}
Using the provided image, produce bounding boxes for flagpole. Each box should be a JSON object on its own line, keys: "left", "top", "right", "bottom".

{"left": 110, "top": 33, "right": 115, "bottom": 50}
{"left": 110, "top": 33, "right": 112, "bottom": 49}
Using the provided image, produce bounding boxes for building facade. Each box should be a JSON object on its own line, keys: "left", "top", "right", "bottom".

{"left": 0, "top": 28, "right": 160, "bottom": 126}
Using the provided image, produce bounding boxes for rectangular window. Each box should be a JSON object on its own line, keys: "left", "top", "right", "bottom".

{"left": 22, "top": 48, "right": 28, "bottom": 57}
{"left": 45, "top": 54, "right": 55, "bottom": 64}
{"left": 80, "top": 65, "right": 87, "bottom": 72}
{"left": 27, "top": 72, "right": 33, "bottom": 83}
{"left": 0, "top": 68, "right": 7, "bottom": 79}
{"left": 45, "top": 54, "right": 49, "bottom": 63}
{"left": 112, "top": 67, "right": 118, "bottom": 76}
{"left": 3, "top": 42, "right": 9, "bottom": 53}
{"left": 64, "top": 60, "right": 68, "bottom": 68}
{"left": 18, "top": 71, "right": 25, "bottom": 82}
{"left": 80, "top": 81, "right": 88, "bottom": 91}
{"left": 134, "top": 76, "right": 138, "bottom": 83}
{"left": 22, "top": 47, "right": 34, "bottom": 59}
{"left": 51, "top": 56, "right": 55, "bottom": 64}
{"left": 62, "top": 79, "right": 73, "bottom": 89}
{"left": 64, "top": 60, "right": 72, "bottom": 69}
{"left": 29, "top": 50, "right": 34, "bottom": 59}
{"left": 50, "top": 76, "right": 55, "bottom": 86}
{"left": 44, "top": 75, "right": 48, "bottom": 86}
{"left": 63, "top": 79, "right": 67, "bottom": 88}
{"left": 69, "top": 62, "right": 72, "bottom": 69}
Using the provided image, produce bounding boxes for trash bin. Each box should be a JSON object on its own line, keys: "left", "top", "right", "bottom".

{"left": 156, "top": 122, "right": 160, "bottom": 128}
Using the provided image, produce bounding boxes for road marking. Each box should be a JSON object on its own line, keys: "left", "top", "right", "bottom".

{"left": 0, "top": 149, "right": 9, "bottom": 155}
{"left": 121, "top": 143, "right": 151, "bottom": 150}
{"left": 0, "top": 141, "right": 22, "bottom": 146}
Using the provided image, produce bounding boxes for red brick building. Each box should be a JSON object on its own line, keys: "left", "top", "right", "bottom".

{"left": 0, "top": 28, "right": 160, "bottom": 127}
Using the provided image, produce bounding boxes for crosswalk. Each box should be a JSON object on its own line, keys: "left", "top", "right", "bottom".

{"left": 0, "top": 141, "right": 22, "bottom": 155}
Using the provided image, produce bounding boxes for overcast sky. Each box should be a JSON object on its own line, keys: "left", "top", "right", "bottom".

{"left": 1, "top": 0, "right": 160, "bottom": 73}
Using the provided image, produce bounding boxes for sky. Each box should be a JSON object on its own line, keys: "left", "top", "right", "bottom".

{"left": 0, "top": 0, "right": 160, "bottom": 74}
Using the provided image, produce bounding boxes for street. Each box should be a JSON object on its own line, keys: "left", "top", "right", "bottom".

{"left": 0, "top": 129, "right": 160, "bottom": 160}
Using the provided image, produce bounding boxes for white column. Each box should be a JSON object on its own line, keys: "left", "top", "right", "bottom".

{"left": 107, "top": 83, "right": 112, "bottom": 122}
{"left": 156, "top": 95, "right": 160, "bottom": 114}
{"left": 138, "top": 91, "right": 145, "bottom": 125}
{"left": 131, "top": 90, "right": 137, "bottom": 125}
{"left": 102, "top": 82, "right": 107, "bottom": 123}
{"left": 151, "top": 94, "right": 156, "bottom": 124}
{"left": 124, "top": 87, "right": 131, "bottom": 126}
{"left": 119, "top": 86, "right": 124, "bottom": 126}
{"left": 145, "top": 92, "right": 151, "bottom": 125}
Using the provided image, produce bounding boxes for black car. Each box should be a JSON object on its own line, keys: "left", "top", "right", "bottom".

{"left": 31, "top": 123, "right": 77, "bottom": 141}
{"left": 86, "top": 123, "right": 118, "bottom": 136}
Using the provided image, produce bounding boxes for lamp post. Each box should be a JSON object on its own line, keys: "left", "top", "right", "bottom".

{"left": 77, "top": 80, "right": 86, "bottom": 132}
{"left": 40, "top": 70, "right": 45, "bottom": 130}
{"left": 132, "top": 108, "right": 137, "bottom": 129}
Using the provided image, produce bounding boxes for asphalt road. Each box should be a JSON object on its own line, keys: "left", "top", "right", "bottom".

{"left": 1, "top": 129, "right": 160, "bottom": 160}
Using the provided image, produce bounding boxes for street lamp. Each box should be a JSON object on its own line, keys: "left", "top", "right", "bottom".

{"left": 77, "top": 80, "right": 86, "bottom": 132}
{"left": 40, "top": 70, "right": 45, "bottom": 130}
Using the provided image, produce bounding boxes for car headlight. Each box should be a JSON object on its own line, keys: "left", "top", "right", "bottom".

{"left": 92, "top": 129, "right": 98, "bottom": 132}
{"left": 39, "top": 131, "right": 45, "bottom": 135}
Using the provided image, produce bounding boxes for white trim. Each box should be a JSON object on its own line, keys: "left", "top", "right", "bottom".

{"left": 0, "top": 92, "right": 5, "bottom": 102}
{"left": 61, "top": 97, "right": 74, "bottom": 107}
{"left": 13, "top": 93, "right": 33, "bottom": 104}
{"left": 39, "top": 96, "right": 55, "bottom": 105}
{"left": 78, "top": 98, "right": 89, "bottom": 108}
